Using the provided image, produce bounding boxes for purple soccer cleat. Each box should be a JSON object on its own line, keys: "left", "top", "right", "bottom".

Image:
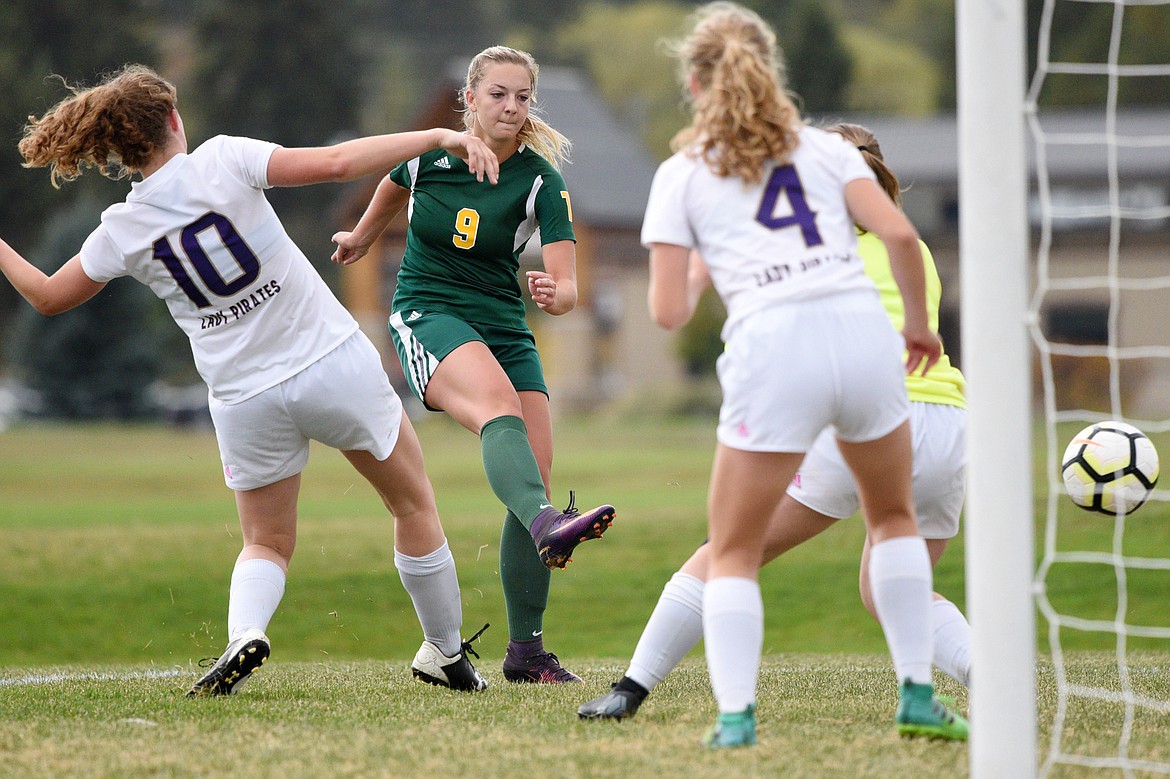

{"left": 503, "top": 640, "right": 583, "bottom": 684}
{"left": 529, "top": 491, "right": 615, "bottom": 570}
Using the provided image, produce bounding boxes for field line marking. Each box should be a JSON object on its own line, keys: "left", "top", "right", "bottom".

{"left": 0, "top": 668, "right": 184, "bottom": 687}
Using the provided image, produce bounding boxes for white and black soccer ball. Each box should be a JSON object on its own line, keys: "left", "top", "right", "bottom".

{"left": 1061, "top": 421, "right": 1159, "bottom": 516}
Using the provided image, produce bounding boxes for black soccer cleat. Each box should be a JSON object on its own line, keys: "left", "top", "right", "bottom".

{"left": 187, "top": 628, "right": 270, "bottom": 697}
{"left": 578, "top": 678, "right": 649, "bottom": 719}
{"left": 502, "top": 646, "right": 583, "bottom": 684}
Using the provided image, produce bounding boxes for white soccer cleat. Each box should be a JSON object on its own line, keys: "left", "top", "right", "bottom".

{"left": 410, "top": 624, "right": 489, "bottom": 692}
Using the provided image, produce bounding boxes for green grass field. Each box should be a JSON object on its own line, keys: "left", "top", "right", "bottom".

{"left": 1, "top": 415, "right": 1168, "bottom": 777}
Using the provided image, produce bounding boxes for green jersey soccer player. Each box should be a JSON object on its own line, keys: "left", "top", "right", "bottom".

{"left": 333, "top": 45, "right": 616, "bottom": 686}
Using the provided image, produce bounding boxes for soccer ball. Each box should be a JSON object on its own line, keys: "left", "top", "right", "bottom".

{"left": 1061, "top": 421, "right": 1159, "bottom": 516}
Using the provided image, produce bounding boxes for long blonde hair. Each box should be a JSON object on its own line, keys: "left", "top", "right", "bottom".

{"left": 20, "top": 64, "right": 177, "bottom": 189}
{"left": 460, "top": 46, "right": 571, "bottom": 170}
{"left": 668, "top": 2, "right": 802, "bottom": 184}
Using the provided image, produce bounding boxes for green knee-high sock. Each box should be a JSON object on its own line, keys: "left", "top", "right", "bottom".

{"left": 480, "top": 415, "right": 551, "bottom": 529}
{"left": 500, "top": 510, "right": 551, "bottom": 640}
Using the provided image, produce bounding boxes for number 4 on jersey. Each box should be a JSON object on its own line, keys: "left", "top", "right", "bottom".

{"left": 755, "top": 164, "right": 823, "bottom": 247}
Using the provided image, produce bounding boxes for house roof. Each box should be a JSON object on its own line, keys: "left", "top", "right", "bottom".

{"left": 417, "top": 59, "right": 1169, "bottom": 226}
{"left": 824, "top": 109, "right": 1170, "bottom": 188}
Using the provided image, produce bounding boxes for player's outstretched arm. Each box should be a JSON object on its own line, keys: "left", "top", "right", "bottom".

{"left": 331, "top": 175, "right": 411, "bottom": 266}
{"left": 268, "top": 128, "right": 499, "bottom": 188}
{"left": 436, "top": 130, "right": 499, "bottom": 184}
{"left": 0, "top": 238, "right": 105, "bottom": 316}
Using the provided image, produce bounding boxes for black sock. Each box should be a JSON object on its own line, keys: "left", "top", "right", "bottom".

{"left": 615, "top": 675, "right": 650, "bottom": 701}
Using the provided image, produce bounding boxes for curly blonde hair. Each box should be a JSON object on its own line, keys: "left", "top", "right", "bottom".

{"left": 461, "top": 46, "right": 571, "bottom": 170}
{"left": 19, "top": 64, "right": 177, "bottom": 189}
{"left": 668, "top": 2, "right": 802, "bottom": 184}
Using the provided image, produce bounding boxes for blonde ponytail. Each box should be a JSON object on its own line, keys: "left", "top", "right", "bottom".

{"left": 668, "top": 2, "right": 801, "bottom": 184}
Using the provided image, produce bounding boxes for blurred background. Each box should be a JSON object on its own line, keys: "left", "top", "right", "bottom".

{"left": 2, "top": 0, "right": 1168, "bottom": 427}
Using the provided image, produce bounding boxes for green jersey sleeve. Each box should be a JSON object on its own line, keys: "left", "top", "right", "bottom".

{"left": 388, "top": 158, "right": 415, "bottom": 190}
{"left": 533, "top": 168, "right": 576, "bottom": 245}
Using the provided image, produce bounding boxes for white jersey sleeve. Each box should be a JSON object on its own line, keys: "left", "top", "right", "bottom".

{"left": 218, "top": 134, "right": 276, "bottom": 190}
{"left": 640, "top": 153, "right": 699, "bottom": 249}
{"left": 77, "top": 228, "right": 124, "bottom": 284}
{"left": 78, "top": 135, "right": 357, "bottom": 404}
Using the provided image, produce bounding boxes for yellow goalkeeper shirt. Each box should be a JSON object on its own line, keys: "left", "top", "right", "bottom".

{"left": 858, "top": 230, "right": 966, "bottom": 409}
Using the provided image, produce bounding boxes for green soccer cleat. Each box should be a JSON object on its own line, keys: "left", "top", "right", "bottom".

{"left": 895, "top": 679, "right": 969, "bottom": 741}
{"left": 702, "top": 704, "right": 757, "bottom": 749}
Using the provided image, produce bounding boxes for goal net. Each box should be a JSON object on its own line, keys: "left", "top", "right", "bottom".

{"left": 1028, "top": 0, "right": 1170, "bottom": 776}
{"left": 962, "top": 1, "right": 1170, "bottom": 777}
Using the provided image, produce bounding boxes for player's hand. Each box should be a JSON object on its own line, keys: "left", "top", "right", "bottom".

{"left": 526, "top": 270, "right": 557, "bottom": 310}
{"left": 437, "top": 130, "right": 499, "bottom": 185}
{"left": 903, "top": 326, "right": 942, "bottom": 376}
{"left": 330, "top": 231, "right": 370, "bottom": 265}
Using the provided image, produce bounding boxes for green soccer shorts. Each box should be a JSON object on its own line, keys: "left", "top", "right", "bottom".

{"left": 388, "top": 309, "right": 547, "bottom": 408}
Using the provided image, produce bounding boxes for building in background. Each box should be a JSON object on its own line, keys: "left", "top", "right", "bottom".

{"left": 852, "top": 108, "right": 1170, "bottom": 417}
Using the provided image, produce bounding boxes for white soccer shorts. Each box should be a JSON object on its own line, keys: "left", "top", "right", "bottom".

{"left": 209, "top": 331, "right": 403, "bottom": 490}
{"left": 787, "top": 401, "right": 967, "bottom": 538}
{"left": 715, "top": 291, "right": 910, "bottom": 453}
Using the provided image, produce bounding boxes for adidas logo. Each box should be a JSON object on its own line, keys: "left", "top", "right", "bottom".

{"left": 406, "top": 311, "right": 422, "bottom": 322}
{"left": 433, "top": 156, "right": 451, "bottom": 169}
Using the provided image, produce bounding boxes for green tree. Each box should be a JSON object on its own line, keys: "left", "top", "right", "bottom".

{"left": 840, "top": 25, "right": 941, "bottom": 115}
{"left": 1027, "top": 0, "right": 1170, "bottom": 107}
{"left": 0, "top": 0, "right": 159, "bottom": 336}
{"left": 744, "top": 0, "right": 853, "bottom": 113}
{"left": 676, "top": 288, "right": 726, "bottom": 378}
{"left": 552, "top": 1, "right": 854, "bottom": 158}
{"left": 188, "top": 0, "right": 363, "bottom": 147}
{"left": 7, "top": 199, "right": 165, "bottom": 420}
{"left": 553, "top": 2, "right": 692, "bottom": 158}
{"left": 186, "top": 0, "right": 370, "bottom": 265}
{"left": 836, "top": 0, "right": 953, "bottom": 112}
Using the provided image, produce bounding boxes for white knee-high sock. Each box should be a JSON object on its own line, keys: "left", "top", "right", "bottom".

{"left": 394, "top": 541, "right": 462, "bottom": 657}
{"left": 932, "top": 598, "right": 972, "bottom": 687}
{"left": 869, "top": 536, "right": 934, "bottom": 685}
{"left": 627, "top": 572, "right": 705, "bottom": 691}
{"left": 227, "top": 558, "right": 286, "bottom": 641}
{"left": 703, "top": 577, "right": 762, "bottom": 714}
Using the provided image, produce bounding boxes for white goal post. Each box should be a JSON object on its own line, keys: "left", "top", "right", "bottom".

{"left": 956, "top": 1, "right": 1037, "bottom": 777}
